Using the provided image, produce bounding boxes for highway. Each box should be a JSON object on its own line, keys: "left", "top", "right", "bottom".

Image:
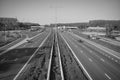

{"left": 59, "top": 30, "right": 120, "bottom": 80}
{"left": 71, "top": 29, "right": 120, "bottom": 53}
{"left": 0, "top": 28, "right": 120, "bottom": 80}
{"left": 0, "top": 28, "right": 51, "bottom": 80}
{"left": 12, "top": 29, "right": 89, "bottom": 80}
{"left": 0, "top": 29, "right": 44, "bottom": 53}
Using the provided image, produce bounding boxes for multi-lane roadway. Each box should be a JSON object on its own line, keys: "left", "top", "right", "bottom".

{"left": 0, "top": 28, "right": 51, "bottom": 80}
{"left": 59, "top": 30, "right": 120, "bottom": 80}
{"left": 0, "top": 28, "right": 120, "bottom": 80}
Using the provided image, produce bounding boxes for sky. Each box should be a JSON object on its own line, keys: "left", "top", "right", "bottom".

{"left": 0, "top": 0, "right": 120, "bottom": 25}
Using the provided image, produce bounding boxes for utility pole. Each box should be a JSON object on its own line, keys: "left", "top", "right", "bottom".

{"left": 4, "top": 24, "right": 7, "bottom": 41}
{"left": 50, "top": 2, "right": 62, "bottom": 30}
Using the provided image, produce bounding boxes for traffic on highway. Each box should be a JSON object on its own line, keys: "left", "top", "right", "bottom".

{"left": 0, "top": 27, "right": 120, "bottom": 80}
{"left": 1, "top": 0, "right": 120, "bottom": 79}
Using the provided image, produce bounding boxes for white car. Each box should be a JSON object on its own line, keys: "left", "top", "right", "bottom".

{"left": 89, "top": 34, "right": 100, "bottom": 40}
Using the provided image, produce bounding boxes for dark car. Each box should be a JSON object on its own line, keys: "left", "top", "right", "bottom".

{"left": 27, "top": 39, "right": 33, "bottom": 43}
{"left": 78, "top": 39, "right": 83, "bottom": 43}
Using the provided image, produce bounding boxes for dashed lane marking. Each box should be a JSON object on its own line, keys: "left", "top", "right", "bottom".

{"left": 70, "top": 32, "right": 120, "bottom": 60}
{"left": 89, "top": 50, "right": 92, "bottom": 53}
{"left": 105, "top": 73, "right": 111, "bottom": 80}
{"left": 88, "top": 58, "right": 93, "bottom": 62}
{"left": 111, "top": 58, "right": 114, "bottom": 60}
{"left": 60, "top": 33, "right": 93, "bottom": 80}
{"left": 23, "top": 44, "right": 26, "bottom": 47}
{"left": 13, "top": 30, "right": 51, "bottom": 80}
{"left": 100, "top": 58, "right": 105, "bottom": 62}
{"left": 81, "top": 50, "right": 83, "bottom": 53}
{"left": 115, "top": 60, "right": 118, "bottom": 62}
{"left": 108, "top": 56, "right": 111, "bottom": 58}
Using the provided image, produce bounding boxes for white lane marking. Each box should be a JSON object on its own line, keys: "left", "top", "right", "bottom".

{"left": 82, "top": 45, "right": 86, "bottom": 48}
{"left": 105, "top": 54, "right": 107, "bottom": 56}
{"left": 111, "top": 58, "right": 114, "bottom": 60}
{"left": 25, "top": 50, "right": 28, "bottom": 53}
{"left": 108, "top": 56, "right": 111, "bottom": 58}
{"left": 14, "top": 58, "right": 18, "bottom": 61}
{"left": 100, "top": 58, "right": 105, "bottom": 62}
{"left": 13, "top": 30, "right": 51, "bottom": 80}
{"left": 1, "top": 58, "right": 5, "bottom": 62}
{"left": 23, "top": 44, "right": 26, "bottom": 47}
{"left": 47, "top": 45, "right": 53, "bottom": 80}
{"left": 70, "top": 32, "right": 120, "bottom": 60}
{"left": 105, "top": 73, "right": 111, "bottom": 80}
{"left": 115, "top": 60, "right": 118, "bottom": 62}
{"left": 88, "top": 58, "right": 93, "bottom": 62}
{"left": 0, "top": 36, "right": 22, "bottom": 50}
{"left": 75, "top": 45, "right": 78, "bottom": 48}
{"left": 31, "top": 45, "right": 33, "bottom": 47}
{"left": 89, "top": 50, "right": 92, "bottom": 53}
{"left": 0, "top": 38, "right": 28, "bottom": 56}
{"left": 81, "top": 50, "right": 83, "bottom": 53}
{"left": 60, "top": 33, "right": 93, "bottom": 80}
{"left": 81, "top": 44, "right": 93, "bottom": 53}
{"left": 0, "top": 31, "right": 43, "bottom": 56}
{"left": 57, "top": 38, "right": 64, "bottom": 80}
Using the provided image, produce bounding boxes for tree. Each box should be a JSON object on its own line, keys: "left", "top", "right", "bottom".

{"left": 0, "top": 22, "right": 5, "bottom": 31}
{"left": 105, "top": 24, "right": 114, "bottom": 37}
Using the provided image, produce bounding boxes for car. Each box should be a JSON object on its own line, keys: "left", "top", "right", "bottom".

{"left": 78, "top": 39, "right": 83, "bottom": 43}
{"left": 27, "top": 39, "right": 33, "bottom": 43}
{"left": 88, "top": 34, "right": 100, "bottom": 40}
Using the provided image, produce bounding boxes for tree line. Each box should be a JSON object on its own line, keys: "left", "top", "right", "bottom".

{"left": 0, "top": 18, "right": 40, "bottom": 31}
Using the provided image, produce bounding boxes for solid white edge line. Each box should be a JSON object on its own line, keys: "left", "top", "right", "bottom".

{"left": 46, "top": 45, "right": 53, "bottom": 80}
{"left": 0, "top": 30, "right": 25, "bottom": 50}
{"left": 0, "top": 31, "right": 43, "bottom": 56}
{"left": 56, "top": 33, "right": 64, "bottom": 80}
{"left": 13, "top": 30, "right": 51, "bottom": 80}
{"left": 0, "top": 37, "right": 22, "bottom": 49}
{"left": 0, "top": 30, "right": 42, "bottom": 50}
{"left": 59, "top": 32, "right": 93, "bottom": 80}
{"left": 70, "top": 32, "right": 120, "bottom": 60}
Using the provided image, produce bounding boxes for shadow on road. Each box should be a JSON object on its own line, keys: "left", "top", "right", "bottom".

{"left": 0, "top": 47, "right": 37, "bottom": 73}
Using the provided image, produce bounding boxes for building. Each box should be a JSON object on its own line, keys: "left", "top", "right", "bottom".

{"left": 86, "top": 26, "right": 106, "bottom": 32}
{"left": 82, "top": 26, "right": 106, "bottom": 36}
{"left": 58, "top": 26, "right": 77, "bottom": 29}
{"left": 30, "top": 26, "right": 44, "bottom": 31}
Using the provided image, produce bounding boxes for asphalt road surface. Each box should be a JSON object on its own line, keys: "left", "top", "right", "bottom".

{"left": 0, "top": 28, "right": 120, "bottom": 80}
{"left": 0, "top": 28, "right": 51, "bottom": 80}
{"left": 59, "top": 30, "right": 120, "bottom": 80}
